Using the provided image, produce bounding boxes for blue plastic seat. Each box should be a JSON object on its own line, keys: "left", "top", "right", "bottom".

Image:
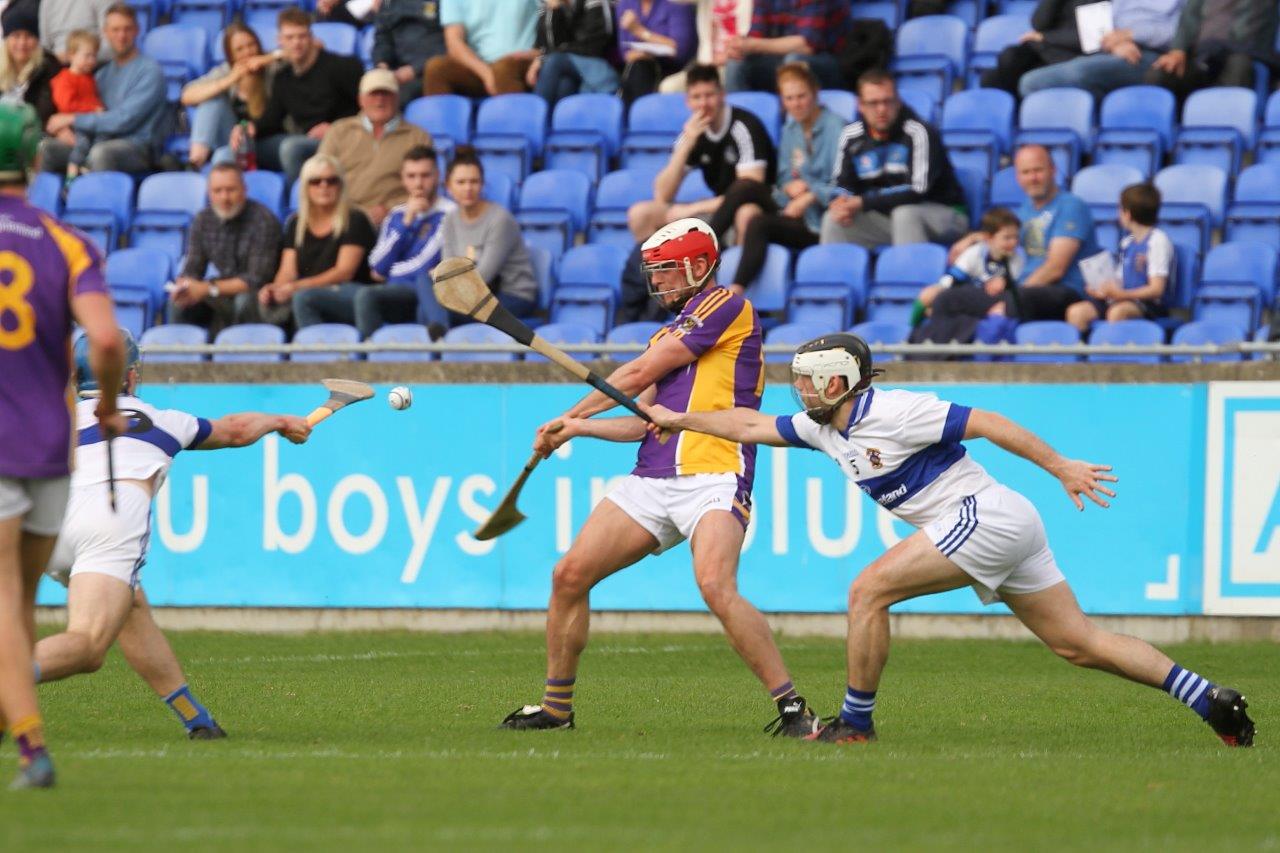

{"left": 764, "top": 321, "right": 833, "bottom": 362}
{"left": 968, "top": 15, "right": 1030, "bottom": 86}
{"left": 440, "top": 323, "right": 517, "bottom": 362}
{"left": 527, "top": 244, "right": 555, "bottom": 311}
{"left": 368, "top": 324, "right": 433, "bottom": 362}
{"left": 142, "top": 24, "right": 209, "bottom": 101}
{"left": 27, "top": 172, "right": 62, "bottom": 216}
{"left": 849, "top": 0, "right": 901, "bottom": 29}
{"left": 244, "top": 10, "right": 279, "bottom": 50}
{"left": 1071, "top": 164, "right": 1145, "bottom": 250}
{"left": 675, "top": 169, "right": 713, "bottom": 204}
{"left": 1086, "top": 319, "right": 1164, "bottom": 363}
{"left": 404, "top": 95, "right": 471, "bottom": 160}
{"left": 169, "top": 2, "right": 226, "bottom": 45}
{"left": 868, "top": 243, "right": 946, "bottom": 325}
{"left": 128, "top": 0, "right": 159, "bottom": 35}
{"left": 945, "top": 0, "right": 982, "bottom": 29}
{"left": 1175, "top": 87, "right": 1257, "bottom": 175}
{"left": 545, "top": 93, "right": 624, "bottom": 180}
{"left": 1013, "top": 320, "right": 1081, "bottom": 363}
{"left": 558, "top": 244, "right": 628, "bottom": 295}
{"left": 998, "top": 0, "right": 1039, "bottom": 14}
{"left": 526, "top": 321, "right": 600, "bottom": 362}
{"left": 892, "top": 15, "right": 968, "bottom": 105}
{"left": 622, "top": 93, "right": 689, "bottom": 171}
{"left": 473, "top": 94, "right": 547, "bottom": 183}
{"left": 140, "top": 323, "right": 207, "bottom": 363}
{"left": 953, "top": 166, "right": 987, "bottom": 229}
{"left": 1153, "top": 164, "right": 1228, "bottom": 255}
{"left": 517, "top": 169, "right": 593, "bottom": 255}
{"left": 589, "top": 168, "right": 656, "bottom": 246}
{"left": 1093, "top": 86, "right": 1175, "bottom": 178}
{"left": 474, "top": 171, "right": 516, "bottom": 211}
{"left": 129, "top": 172, "right": 206, "bottom": 262}
{"left": 900, "top": 89, "right": 939, "bottom": 125}
{"left": 791, "top": 244, "right": 871, "bottom": 325}
{"left": 213, "top": 323, "right": 286, "bottom": 363}
{"left": 1170, "top": 320, "right": 1245, "bottom": 362}
{"left": 943, "top": 88, "right": 1015, "bottom": 180}
{"left": 550, "top": 288, "right": 613, "bottom": 338}
{"left": 106, "top": 247, "right": 173, "bottom": 323}
{"left": 605, "top": 321, "right": 662, "bottom": 362}
{"left": 726, "top": 91, "right": 781, "bottom": 145}
{"left": 244, "top": 169, "right": 286, "bottom": 219}
{"left": 850, "top": 320, "right": 911, "bottom": 346}
{"left": 989, "top": 165, "right": 1026, "bottom": 209}
{"left": 818, "top": 89, "right": 856, "bottom": 122}
{"left": 1167, "top": 242, "right": 1200, "bottom": 312}
{"left": 1192, "top": 242, "right": 1278, "bottom": 333}
{"left": 1225, "top": 162, "right": 1280, "bottom": 248}
{"left": 292, "top": 323, "right": 361, "bottom": 362}
{"left": 64, "top": 172, "right": 135, "bottom": 253}
{"left": 1256, "top": 90, "right": 1280, "bottom": 164}
{"left": 357, "top": 25, "right": 375, "bottom": 67}
{"left": 1016, "top": 87, "right": 1095, "bottom": 178}
{"left": 312, "top": 21, "right": 357, "bottom": 56}
{"left": 718, "top": 244, "right": 791, "bottom": 314}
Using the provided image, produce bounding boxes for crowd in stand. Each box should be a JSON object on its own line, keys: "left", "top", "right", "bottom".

{"left": 0, "top": 0, "right": 1276, "bottom": 353}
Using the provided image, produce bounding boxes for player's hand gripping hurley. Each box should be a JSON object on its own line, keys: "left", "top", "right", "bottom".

{"left": 305, "top": 378, "right": 376, "bottom": 427}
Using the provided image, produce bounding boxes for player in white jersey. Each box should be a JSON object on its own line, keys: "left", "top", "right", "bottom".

{"left": 643, "top": 333, "right": 1256, "bottom": 747}
{"left": 36, "top": 332, "right": 311, "bottom": 738}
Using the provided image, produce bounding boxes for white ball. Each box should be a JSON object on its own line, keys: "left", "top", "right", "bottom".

{"left": 387, "top": 386, "right": 413, "bottom": 411}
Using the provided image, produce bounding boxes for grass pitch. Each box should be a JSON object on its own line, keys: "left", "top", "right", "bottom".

{"left": 1, "top": 630, "right": 1275, "bottom": 850}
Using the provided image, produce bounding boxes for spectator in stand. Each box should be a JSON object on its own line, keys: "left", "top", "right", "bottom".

{"left": 257, "top": 154, "right": 377, "bottom": 330}
{"left": 422, "top": 0, "right": 539, "bottom": 97}
{"left": 724, "top": 62, "right": 842, "bottom": 294}
{"left": 661, "top": 0, "right": 752, "bottom": 92}
{"left": 39, "top": 4, "right": 166, "bottom": 176}
{"left": 373, "top": 0, "right": 445, "bottom": 105}
{"left": 1017, "top": 0, "right": 1182, "bottom": 100}
{"left": 615, "top": 0, "right": 696, "bottom": 106}
{"left": 0, "top": 2, "right": 61, "bottom": 126}
{"left": 979, "top": 0, "right": 1088, "bottom": 96}
{"left": 1146, "top": 0, "right": 1275, "bottom": 97}
{"left": 50, "top": 31, "right": 104, "bottom": 181}
{"left": 226, "top": 8, "right": 362, "bottom": 183}
{"left": 318, "top": 68, "right": 432, "bottom": 227}
{"left": 627, "top": 63, "right": 775, "bottom": 242}
{"left": 528, "top": 0, "right": 619, "bottom": 111}
{"left": 363, "top": 145, "right": 456, "bottom": 338}
{"left": 821, "top": 70, "right": 967, "bottom": 248}
{"left": 436, "top": 147, "right": 538, "bottom": 326}
{"left": 39, "top": 0, "right": 112, "bottom": 62}
{"left": 1071, "top": 182, "right": 1172, "bottom": 328}
{"left": 168, "top": 163, "right": 283, "bottom": 335}
{"left": 724, "top": 0, "right": 851, "bottom": 92}
{"left": 180, "top": 23, "right": 277, "bottom": 171}
{"left": 314, "top": 0, "right": 376, "bottom": 26}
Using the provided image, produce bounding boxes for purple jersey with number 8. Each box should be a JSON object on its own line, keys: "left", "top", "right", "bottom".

{"left": 0, "top": 195, "right": 108, "bottom": 479}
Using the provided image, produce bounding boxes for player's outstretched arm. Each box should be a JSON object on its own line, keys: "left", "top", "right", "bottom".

{"left": 562, "top": 335, "right": 696, "bottom": 420}
{"left": 964, "top": 409, "right": 1117, "bottom": 510}
{"left": 197, "top": 413, "right": 312, "bottom": 450}
{"left": 642, "top": 404, "right": 790, "bottom": 447}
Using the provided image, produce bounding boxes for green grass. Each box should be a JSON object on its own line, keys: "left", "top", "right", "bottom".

{"left": 1, "top": 631, "right": 1275, "bottom": 851}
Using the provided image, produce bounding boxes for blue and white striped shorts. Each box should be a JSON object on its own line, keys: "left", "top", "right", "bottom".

{"left": 923, "top": 484, "right": 1064, "bottom": 605}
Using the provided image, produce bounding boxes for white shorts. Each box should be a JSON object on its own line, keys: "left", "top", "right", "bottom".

{"left": 605, "top": 473, "right": 750, "bottom": 554}
{"left": 46, "top": 482, "right": 151, "bottom": 589}
{"left": 0, "top": 475, "right": 70, "bottom": 536}
{"left": 923, "top": 484, "right": 1065, "bottom": 605}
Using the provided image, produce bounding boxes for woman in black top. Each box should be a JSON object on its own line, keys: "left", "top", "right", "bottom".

{"left": 0, "top": 4, "right": 62, "bottom": 126}
{"left": 258, "top": 154, "right": 377, "bottom": 331}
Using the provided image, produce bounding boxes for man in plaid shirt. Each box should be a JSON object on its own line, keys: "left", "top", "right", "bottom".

{"left": 724, "top": 0, "right": 851, "bottom": 92}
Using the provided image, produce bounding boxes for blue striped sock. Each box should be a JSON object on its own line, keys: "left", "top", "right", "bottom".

{"left": 164, "top": 684, "right": 216, "bottom": 732}
{"left": 1163, "top": 664, "right": 1214, "bottom": 721}
{"left": 839, "top": 686, "right": 876, "bottom": 731}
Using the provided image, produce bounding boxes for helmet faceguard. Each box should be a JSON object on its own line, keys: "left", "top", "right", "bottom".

{"left": 640, "top": 218, "right": 720, "bottom": 312}
{"left": 790, "top": 334, "right": 882, "bottom": 425}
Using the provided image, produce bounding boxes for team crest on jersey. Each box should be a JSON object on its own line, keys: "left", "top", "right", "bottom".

{"left": 865, "top": 447, "right": 884, "bottom": 469}
{"left": 677, "top": 314, "right": 704, "bottom": 334}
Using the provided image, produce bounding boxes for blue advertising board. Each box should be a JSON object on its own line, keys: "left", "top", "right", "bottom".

{"left": 36, "top": 381, "right": 1280, "bottom": 616}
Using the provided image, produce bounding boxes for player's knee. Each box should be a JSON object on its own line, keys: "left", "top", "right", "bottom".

{"left": 696, "top": 573, "right": 737, "bottom": 614}
{"left": 847, "top": 573, "right": 888, "bottom": 615}
{"left": 1048, "top": 634, "right": 1098, "bottom": 668}
{"left": 733, "top": 203, "right": 760, "bottom": 236}
{"left": 1065, "top": 302, "right": 1095, "bottom": 331}
{"left": 551, "top": 554, "right": 593, "bottom": 598}
{"left": 627, "top": 201, "right": 656, "bottom": 236}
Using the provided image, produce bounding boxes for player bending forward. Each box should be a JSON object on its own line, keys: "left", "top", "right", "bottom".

{"left": 501, "top": 219, "right": 817, "bottom": 736}
{"left": 644, "top": 333, "right": 1255, "bottom": 747}
{"left": 36, "top": 332, "right": 311, "bottom": 738}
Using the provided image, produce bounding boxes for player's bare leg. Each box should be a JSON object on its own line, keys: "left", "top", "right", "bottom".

{"left": 1004, "top": 582, "right": 1255, "bottom": 745}
{"left": 501, "top": 499, "right": 657, "bottom": 730}
{"left": 35, "top": 573, "right": 132, "bottom": 681}
{"left": 0, "top": 517, "right": 55, "bottom": 788}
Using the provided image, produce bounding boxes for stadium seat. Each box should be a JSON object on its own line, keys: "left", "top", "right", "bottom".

{"left": 169, "top": 1, "right": 227, "bottom": 44}
{"left": 474, "top": 171, "right": 516, "bottom": 211}
{"left": 440, "top": 323, "right": 517, "bottom": 362}
{"left": 1071, "top": 164, "right": 1145, "bottom": 251}
{"left": 64, "top": 171, "right": 136, "bottom": 253}
{"left": 675, "top": 170, "right": 713, "bottom": 204}
{"left": 849, "top": 0, "right": 901, "bottom": 29}
{"left": 550, "top": 288, "right": 613, "bottom": 338}
{"left": 1015, "top": 87, "right": 1095, "bottom": 177}
{"left": 517, "top": 169, "right": 594, "bottom": 256}
{"left": 140, "top": 323, "right": 207, "bottom": 363}
{"left": 988, "top": 165, "right": 1026, "bottom": 209}
{"left": 404, "top": 95, "right": 471, "bottom": 160}
{"left": 291, "top": 323, "right": 361, "bottom": 362}
{"left": 473, "top": 93, "right": 547, "bottom": 183}
{"left": 142, "top": 24, "right": 209, "bottom": 102}
{"left": 245, "top": 10, "right": 280, "bottom": 50}
{"left": 998, "top": 0, "right": 1038, "bottom": 15}
{"left": 1153, "top": 164, "right": 1228, "bottom": 254}
{"left": 1193, "top": 242, "right": 1278, "bottom": 333}
{"left": 1168, "top": 242, "right": 1199, "bottom": 311}
{"left": 545, "top": 93, "right": 625, "bottom": 180}
{"left": 1093, "top": 86, "right": 1176, "bottom": 178}
{"left": 1086, "top": 319, "right": 1164, "bottom": 363}
{"left": 368, "top": 324, "right": 433, "bottom": 362}
{"left": 622, "top": 93, "right": 689, "bottom": 172}
{"left": 312, "top": 22, "right": 358, "bottom": 56}
{"left": 1225, "top": 162, "right": 1280, "bottom": 248}
{"left": 1257, "top": 89, "right": 1280, "bottom": 164}
{"left": 1170, "top": 320, "right": 1245, "bottom": 362}
{"left": 900, "top": 88, "right": 938, "bottom": 125}
{"left": 953, "top": 166, "right": 988, "bottom": 229}
{"left": 1174, "top": 87, "right": 1256, "bottom": 175}
{"left": 527, "top": 244, "right": 555, "bottom": 311}
{"left": 244, "top": 169, "right": 286, "bottom": 220}
{"left": 128, "top": 0, "right": 159, "bottom": 35}
{"left": 868, "top": 243, "right": 946, "bottom": 325}
{"left": 558, "top": 244, "right": 628, "bottom": 295}
{"left": 129, "top": 172, "right": 207, "bottom": 263}
{"left": 27, "top": 172, "right": 62, "bottom": 216}
{"left": 357, "top": 25, "right": 375, "bottom": 67}
{"left": 943, "top": 89, "right": 1015, "bottom": 181}
{"left": 850, "top": 320, "right": 912, "bottom": 350}
{"left": 765, "top": 321, "right": 832, "bottom": 362}
{"left": 945, "top": 0, "right": 982, "bottom": 27}
{"left": 605, "top": 321, "right": 662, "bottom": 362}
{"left": 213, "top": 323, "right": 286, "bottom": 363}
{"left": 106, "top": 247, "right": 172, "bottom": 323}
{"left": 968, "top": 15, "right": 1030, "bottom": 87}
{"left": 791, "top": 243, "right": 871, "bottom": 324}
{"left": 526, "top": 321, "right": 600, "bottom": 362}
{"left": 1013, "top": 320, "right": 1081, "bottom": 363}
{"left": 1252, "top": 324, "right": 1273, "bottom": 361}
{"left": 718, "top": 244, "right": 791, "bottom": 314}
{"left": 818, "top": 89, "right": 856, "bottom": 122}
{"left": 892, "top": 15, "right": 968, "bottom": 105}
{"left": 589, "top": 168, "right": 656, "bottom": 246}
{"left": 726, "top": 91, "right": 781, "bottom": 145}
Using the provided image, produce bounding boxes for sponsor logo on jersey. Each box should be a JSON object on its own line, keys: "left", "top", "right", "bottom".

{"left": 877, "top": 483, "right": 908, "bottom": 505}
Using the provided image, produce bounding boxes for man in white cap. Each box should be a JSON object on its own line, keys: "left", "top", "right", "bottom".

{"left": 318, "top": 66, "right": 433, "bottom": 227}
